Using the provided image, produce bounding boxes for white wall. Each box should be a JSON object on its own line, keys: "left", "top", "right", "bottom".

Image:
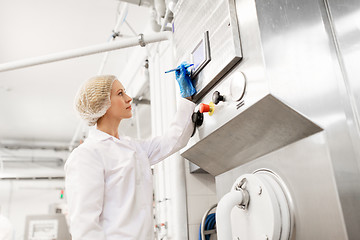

{"left": 184, "top": 161, "right": 217, "bottom": 240}
{"left": 0, "top": 179, "right": 66, "bottom": 240}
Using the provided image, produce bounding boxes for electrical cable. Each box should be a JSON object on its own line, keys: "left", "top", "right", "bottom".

{"left": 199, "top": 213, "right": 216, "bottom": 240}
{"left": 191, "top": 122, "right": 197, "bottom": 137}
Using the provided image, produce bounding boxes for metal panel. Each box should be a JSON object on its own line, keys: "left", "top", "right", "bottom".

{"left": 252, "top": 0, "right": 360, "bottom": 238}
{"left": 325, "top": 0, "right": 360, "bottom": 156}
{"left": 173, "top": 0, "right": 242, "bottom": 101}
{"left": 182, "top": 94, "right": 323, "bottom": 176}
{"left": 216, "top": 133, "right": 348, "bottom": 239}
{"left": 176, "top": 0, "right": 360, "bottom": 238}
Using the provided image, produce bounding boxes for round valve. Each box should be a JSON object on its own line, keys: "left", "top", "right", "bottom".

{"left": 229, "top": 71, "right": 246, "bottom": 101}
{"left": 199, "top": 102, "right": 215, "bottom": 116}
{"left": 228, "top": 170, "right": 292, "bottom": 240}
{"left": 212, "top": 91, "right": 225, "bottom": 105}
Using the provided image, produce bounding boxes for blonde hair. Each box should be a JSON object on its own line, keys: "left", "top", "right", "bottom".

{"left": 74, "top": 75, "right": 117, "bottom": 126}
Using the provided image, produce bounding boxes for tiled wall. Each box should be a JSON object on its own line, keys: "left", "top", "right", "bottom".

{"left": 184, "top": 160, "right": 218, "bottom": 240}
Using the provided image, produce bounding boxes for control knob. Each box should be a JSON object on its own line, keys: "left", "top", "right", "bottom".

{"left": 212, "top": 91, "right": 225, "bottom": 105}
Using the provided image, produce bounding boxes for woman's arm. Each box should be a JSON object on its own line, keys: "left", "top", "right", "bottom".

{"left": 140, "top": 97, "right": 196, "bottom": 165}
{"left": 65, "top": 147, "right": 106, "bottom": 240}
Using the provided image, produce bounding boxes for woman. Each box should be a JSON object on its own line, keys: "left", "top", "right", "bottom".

{"left": 65, "top": 63, "right": 196, "bottom": 240}
{"left": 0, "top": 207, "right": 13, "bottom": 240}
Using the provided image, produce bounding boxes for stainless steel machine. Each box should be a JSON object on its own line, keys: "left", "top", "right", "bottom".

{"left": 174, "top": 0, "right": 360, "bottom": 239}
{"left": 24, "top": 214, "right": 71, "bottom": 240}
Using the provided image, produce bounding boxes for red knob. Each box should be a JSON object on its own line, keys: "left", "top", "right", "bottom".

{"left": 199, "top": 103, "right": 210, "bottom": 113}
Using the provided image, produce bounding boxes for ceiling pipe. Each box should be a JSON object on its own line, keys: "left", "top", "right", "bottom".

{"left": 0, "top": 32, "right": 172, "bottom": 73}
{"left": 98, "top": 3, "right": 129, "bottom": 75}
{"left": 160, "top": 8, "right": 173, "bottom": 32}
{"left": 1, "top": 156, "right": 64, "bottom": 164}
{"left": 118, "top": 0, "right": 154, "bottom": 7}
{"left": 0, "top": 140, "right": 69, "bottom": 151}
{"left": 150, "top": 7, "right": 161, "bottom": 32}
{"left": 155, "top": 0, "right": 166, "bottom": 19}
{"left": 166, "top": 0, "right": 178, "bottom": 13}
{"left": 0, "top": 176, "right": 65, "bottom": 180}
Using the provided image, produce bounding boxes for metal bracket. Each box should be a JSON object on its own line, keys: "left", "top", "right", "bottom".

{"left": 112, "top": 30, "right": 120, "bottom": 39}
{"left": 235, "top": 178, "right": 250, "bottom": 210}
{"left": 138, "top": 34, "right": 146, "bottom": 47}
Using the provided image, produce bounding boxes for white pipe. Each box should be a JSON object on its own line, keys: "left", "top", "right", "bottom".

{"left": 155, "top": 0, "right": 166, "bottom": 18}
{"left": 150, "top": 52, "right": 166, "bottom": 238}
{"left": 160, "top": 41, "right": 174, "bottom": 239}
{"left": 168, "top": 38, "right": 189, "bottom": 240}
{"left": 156, "top": 52, "right": 168, "bottom": 238}
{"left": 134, "top": 105, "right": 141, "bottom": 139}
{"left": 98, "top": 3, "right": 129, "bottom": 75}
{"left": 167, "top": 0, "right": 178, "bottom": 13}
{"left": 216, "top": 190, "right": 244, "bottom": 240}
{"left": 160, "top": 8, "right": 172, "bottom": 32}
{"left": 0, "top": 32, "right": 172, "bottom": 73}
{"left": 119, "top": 0, "right": 154, "bottom": 7}
{"left": 150, "top": 7, "right": 161, "bottom": 32}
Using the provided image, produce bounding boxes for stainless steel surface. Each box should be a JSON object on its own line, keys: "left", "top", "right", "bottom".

{"left": 253, "top": 0, "right": 360, "bottom": 238}
{"left": 216, "top": 133, "right": 348, "bottom": 239}
{"left": 324, "top": 0, "right": 360, "bottom": 163}
{"left": 176, "top": 0, "right": 360, "bottom": 238}
{"left": 188, "top": 162, "right": 207, "bottom": 173}
{"left": 182, "top": 94, "right": 322, "bottom": 176}
{"left": 173, "top": 0, "right": 242, "bottom": 101}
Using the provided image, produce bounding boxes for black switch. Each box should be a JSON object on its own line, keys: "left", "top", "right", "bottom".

{"left": 212, "top": 91, "right": 225, "bottom": 105}
{"left": 191, "top": 110, "right": 204, "bottom": 137}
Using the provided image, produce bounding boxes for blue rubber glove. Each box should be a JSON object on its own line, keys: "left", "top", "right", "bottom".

{"left": 175, "top": 62, "right": 196, "bottom": 98}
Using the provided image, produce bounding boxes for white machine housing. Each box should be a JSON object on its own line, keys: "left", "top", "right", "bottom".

{"left": 174, "top": 0, "right": 360, "bottom": 239}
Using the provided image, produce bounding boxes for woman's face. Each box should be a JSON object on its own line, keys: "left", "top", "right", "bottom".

{"left": 105, "top": 80, "right": 133, "bottom": 121}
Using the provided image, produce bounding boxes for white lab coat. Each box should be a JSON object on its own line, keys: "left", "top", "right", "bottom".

{"left": 0, "top": 215, "right": 13, "bottom": 240}
{"left": 65, "top": 98, "right": 195, "bottom": 240}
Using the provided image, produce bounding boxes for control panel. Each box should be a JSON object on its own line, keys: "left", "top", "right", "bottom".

{"left": 181, "top": 65, "right": 322, "bottom": 176}
{"left": 191, "top": 31, "right": 211, "bottom": 78}
{"left": 173, "top": 0, "right": 242, "bottom": 101}
{"left": 189, "top": 70, "right": 247, "bottom": 136}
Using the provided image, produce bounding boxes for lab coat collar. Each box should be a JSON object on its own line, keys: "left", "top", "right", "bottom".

{"left": 88, "top": 127, "right": 119, "bottom": 142}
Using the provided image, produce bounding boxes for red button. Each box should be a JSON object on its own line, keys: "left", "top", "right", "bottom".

{"left": 199, "top": 103, "right": 210, "bottom": 113}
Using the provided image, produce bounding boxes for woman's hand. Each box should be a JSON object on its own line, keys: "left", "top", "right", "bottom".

{"left": 175, "top": 62, "right": 196, "bottom": 98}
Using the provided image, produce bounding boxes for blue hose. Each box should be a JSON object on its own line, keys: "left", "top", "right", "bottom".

{"left": 199, "top": 213, "right": 216, "bottom": 240}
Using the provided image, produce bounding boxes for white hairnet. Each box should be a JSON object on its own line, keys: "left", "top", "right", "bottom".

{"left": 74, "top": 75, "right": 117, "bottom": 126}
